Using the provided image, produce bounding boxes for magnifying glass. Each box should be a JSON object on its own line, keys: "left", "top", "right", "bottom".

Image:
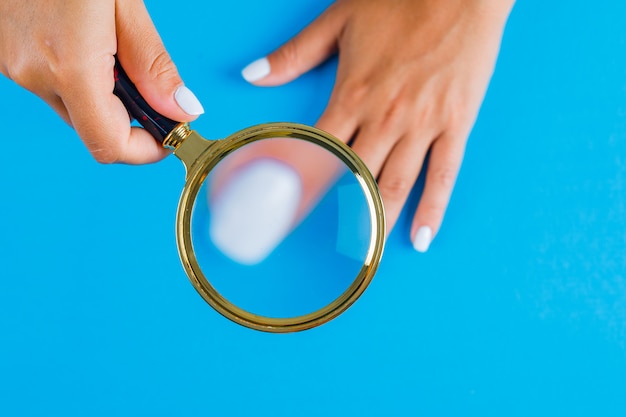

{"left": 113, "top": 59, "right": 385, "bottom": 332}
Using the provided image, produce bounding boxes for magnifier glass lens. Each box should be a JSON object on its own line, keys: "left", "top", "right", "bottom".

{"left": 190, "top": 137, "right": 373, "bottom": 319}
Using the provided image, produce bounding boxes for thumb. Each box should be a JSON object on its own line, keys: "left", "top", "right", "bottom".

{"left": 241, "top": 4, "right": 346, "bottom": 86}
{"left": 115, "top": 1, "right": 204, "bottom": 121}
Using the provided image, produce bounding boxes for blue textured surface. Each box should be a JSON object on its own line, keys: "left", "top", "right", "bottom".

{"left": 1, "top": 1, "right": 626, "bottom": 415}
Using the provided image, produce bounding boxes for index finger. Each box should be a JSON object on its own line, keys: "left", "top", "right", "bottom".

{"left": 60, "top": 55, "right": 169, "bottom": 164}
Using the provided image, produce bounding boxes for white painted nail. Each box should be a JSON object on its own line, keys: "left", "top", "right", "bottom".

{"left": 413, "top": 226, "right": 433, "bottom": 253}
{"left": 174, "top": 85, "right": 204, "bottom": 116}
{"left": 209, "top": 159, "right": 302, "bottom": 265}
{"left": 241, "top": 57, "right": 271, "bottom": 83}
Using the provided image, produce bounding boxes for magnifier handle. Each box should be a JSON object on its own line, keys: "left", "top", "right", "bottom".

{"left": 113, "top": 56, "right": 179, "bottom": 144}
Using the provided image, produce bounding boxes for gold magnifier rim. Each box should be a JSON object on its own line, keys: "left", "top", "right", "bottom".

{"left": 175, "top": 122, "right": 385, "bottom": 333}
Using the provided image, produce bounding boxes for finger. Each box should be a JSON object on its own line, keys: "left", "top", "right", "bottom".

{"left": 349, "top": 117, "right": 409, "bottom": 179}
{"left": 115, "top": 0, "right": 204, "bottom": 120}
{"left": 315, "top": 100, "right": 359, "bottom": 144}
{"left": 210, "top": 138, "right": 343, "bottom": 218}
{"left": 411, "top": 133, "right": 466, "bottom": 252}
{"left": 208, "top": 57, "right": 363, "bottom": 264}
{"left": 41, "top": 1, "right": 170, "bottom": 164}
{"left": 241, "top": 3, "right": 347, "bottom": 86}
{"left": 61, "top": 55, "right": 169, "bottom": 164}
{"left": 350, "top": 131, "right": 397, "bottom": 179}
{"left": 206, "top": 139, "right": 343, "bottom": 265}
{"left": 375, "top": 132, "right": 433, "bottom": 235}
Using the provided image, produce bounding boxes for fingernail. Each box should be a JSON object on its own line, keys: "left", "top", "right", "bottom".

{"left": 174, "top": 85, "right": 205, "bottom": 116}
{"left": 209, "top": 159, "right": 302, "bottom": 265}
{"left": 413, "top": 226, "right": 433, "bottom": 253}
{"left": 241, "top": 57, "right": 271, "bottom": 83}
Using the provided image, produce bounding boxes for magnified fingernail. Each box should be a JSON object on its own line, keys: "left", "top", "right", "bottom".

{"left": 413, "top": 226, "right": 433, "bottom": 253}
{"left": 209, "top": 159, "right": 302, "bottom": 265}
{"left": 174, "top": 85, "right": 205, "bottom": 116}
{"left": 241, "top": 57, "right": 271, "bottom": 83}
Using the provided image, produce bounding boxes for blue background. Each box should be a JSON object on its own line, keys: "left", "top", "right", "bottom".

{"left": 1, "top": 0, "right": 626, "bottom": 415}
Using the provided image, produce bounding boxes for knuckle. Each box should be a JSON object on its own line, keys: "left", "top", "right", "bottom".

{"left": 276, "top": 41, "right": 300, "bottom": 76}
{"left": 442, "top": 94, "right": 476, "bottom": 132}
{"left": 408, "top": 102, "right": 435, "bottom": 131}
{"left": 147, "top": 49, "right": 178, "bottom": 82}
{"left": 5, "top": 58, "right": 41, "bottom": 90}
{"left": 88, "top": 140, "right": 122, "bottom": 164}
{"left": 447, "top": 104, "right": 465, "bottom": 127}
{"left": 91, "top": 148, "right": 120, "bottom": 165}
{"left": 380, "top": 95, "right": 407, "bottom": 131}
{"left": 334, "top": 78, "right": 370, "bottom": 108}
{"left": 379, "top": 176, "right": 413, "bottom": 201}
{"left": 3, "top": 58, "right": 20, "bottom": 82}
{"left": 6, "top": 66, "right": 29, "bottom": 88}
{"left": 429, "top": 164, "right": 457, "bottom": 189}
{"left": 417, "top": 102, "right": 436, "bottom": 125}
{"left": 446, "top": 103, "right": 471, "bottom": 130}
{"left": 49, "top": 60, "right": 90, "bottom": 90}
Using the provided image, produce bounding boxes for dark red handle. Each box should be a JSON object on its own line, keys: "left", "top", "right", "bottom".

{"left": 113, "top": 57, "right": 179, "bottom": 143}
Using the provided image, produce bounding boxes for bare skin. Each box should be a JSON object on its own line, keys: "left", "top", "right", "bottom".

{"left": 0, "top": 0, "right": 202, "bottom": 164}
{"left": 246, "top": 0, "right": 515, "bottom": 249}
{"left": 0, "top": 0, "right": 514, "bottom": 251}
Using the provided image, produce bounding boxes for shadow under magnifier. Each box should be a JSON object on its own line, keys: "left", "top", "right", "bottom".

{"left": 190, "top": 138, "right": 373, "bottom": 319}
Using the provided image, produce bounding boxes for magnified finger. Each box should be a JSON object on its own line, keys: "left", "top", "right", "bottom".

{"left": 189, "top": 130, "right": 384, "bottom": 325}
{"left": 204, "top": 85, "right": 362, "bottom": 263}
{"left": 411, "top": 132, "right": 465, "bottom": 252}
{"left": 206, "top": 134, "right": 352, "bottom": 265}
{"left": 209, "top": 97, "right": 360, "bottom": 211}
{"left": 211, "top": 138, "right": 343, "bottom": 215}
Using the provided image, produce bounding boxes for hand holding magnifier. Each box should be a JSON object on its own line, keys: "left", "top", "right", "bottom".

{"left": 113, "top": 59, "right": 385, "bottom": 332}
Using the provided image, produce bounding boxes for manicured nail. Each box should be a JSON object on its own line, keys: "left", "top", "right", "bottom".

{"left": 413, "top": 226, "right": 433, "bottom": 253}
{"left": 241, "top": 57, "right": 271, "bottom": 83}
{"left": 209, "top": 159, "right": 302, "bottom": 265}
{"left": 174, "top": 85, "right": 204, "bottom": 116}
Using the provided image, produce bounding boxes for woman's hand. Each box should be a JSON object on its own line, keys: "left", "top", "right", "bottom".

{"left": 0, "top": 0, "right": 204, "bottom": 164}
{"left": 241, "top": 0, "right": 514, "bottom": 251}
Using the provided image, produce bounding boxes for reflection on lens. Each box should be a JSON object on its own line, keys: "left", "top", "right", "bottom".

{"left": 190, "top": 137, "right": 372, "bottom": 319}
